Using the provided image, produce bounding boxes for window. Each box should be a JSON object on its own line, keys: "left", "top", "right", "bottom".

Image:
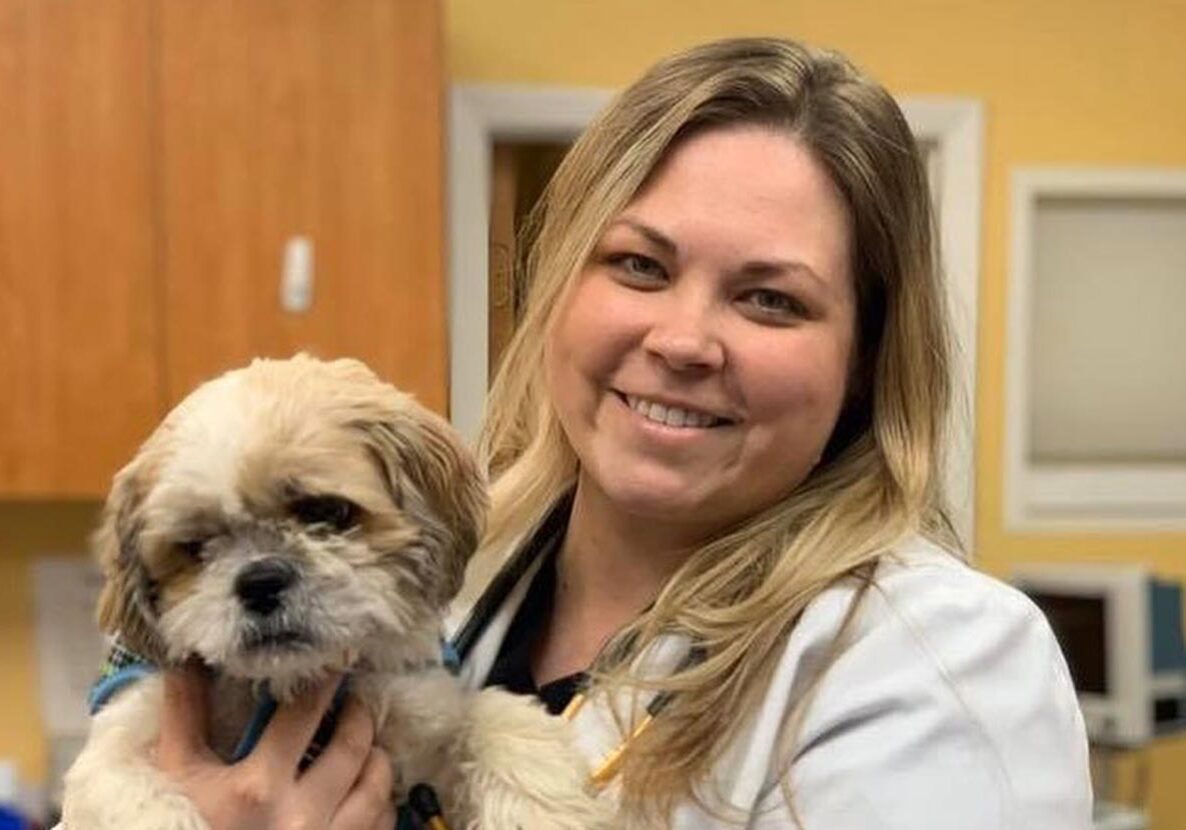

{"left": 1006, "top": 169, "right": 1186, "bottom": 529}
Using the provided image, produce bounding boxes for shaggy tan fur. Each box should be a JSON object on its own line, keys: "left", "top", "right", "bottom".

{"left": 62, "top": 355, "right": 610, "bottom": 830}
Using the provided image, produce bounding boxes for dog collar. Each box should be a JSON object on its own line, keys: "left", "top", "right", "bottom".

{"left": 88, "top": 640, "right": 157, "bottom": 715}
{"left": 232, "top": 677, "right": 351, "bottom": 765}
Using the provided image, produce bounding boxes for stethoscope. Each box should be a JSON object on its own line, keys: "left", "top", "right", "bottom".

{"left": 428, "top": 492, "right": 698, "bottom": 827}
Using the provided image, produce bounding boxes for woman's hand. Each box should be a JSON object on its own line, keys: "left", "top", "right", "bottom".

{"left": 156, "top": 664, "right": 396, "bottom": 830}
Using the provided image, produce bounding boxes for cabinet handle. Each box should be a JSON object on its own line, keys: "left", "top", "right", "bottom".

{"left": 281, "top": 236, "right": 315, "bottom": 313}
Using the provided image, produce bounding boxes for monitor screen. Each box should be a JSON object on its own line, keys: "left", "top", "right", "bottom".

{"left": 1027, "top": 592, "right": 1108, "bottom": 694}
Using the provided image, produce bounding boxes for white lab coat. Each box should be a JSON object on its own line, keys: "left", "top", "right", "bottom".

{"left": 448, "top": 535, "right": 1094, "bottom": 830}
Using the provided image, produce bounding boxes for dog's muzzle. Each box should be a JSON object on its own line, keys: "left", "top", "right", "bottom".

{"left": 235, "top": 558, "right": 298, "bottom": 616}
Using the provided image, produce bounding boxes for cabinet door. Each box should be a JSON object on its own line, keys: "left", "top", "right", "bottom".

{"left": 0, "top": 0, "right": 161, "bottom": 496}
{"left": 157, "top": 0, "right": 447, "bottom": 414}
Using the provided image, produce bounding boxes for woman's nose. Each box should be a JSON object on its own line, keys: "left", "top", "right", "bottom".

{"left": 641, "top": 293, "right": 725, "bottom": 372}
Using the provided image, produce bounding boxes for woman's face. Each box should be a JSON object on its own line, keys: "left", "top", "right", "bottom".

{"left": 545, "top": 126, "right": 857, "bottom": 537}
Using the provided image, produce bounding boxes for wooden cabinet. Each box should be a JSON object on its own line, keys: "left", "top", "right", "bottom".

{"left": 0, "top": 0, "right": 445, "bottom": 498}
{"left": 157, "top": 0, "right": 446, "bottom": 411}
{"left": 0, "top": 0, "right": 162, "bottom": 496}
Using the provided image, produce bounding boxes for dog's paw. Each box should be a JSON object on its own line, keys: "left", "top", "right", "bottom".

{"left": 456, "top": 688, "right": 615, "bottom": 830}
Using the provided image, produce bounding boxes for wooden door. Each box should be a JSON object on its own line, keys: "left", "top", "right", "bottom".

{"left": 157, "top": 0, "right": 447, "bottom": 413}
{"left": 485, "top": 140, "right": 568, "bottom": 381}
{"left": 0, "top": 0, "right": 162, "bottom": 496}
{"left": 488, "top": 144, "right": 518, "bottom": 380}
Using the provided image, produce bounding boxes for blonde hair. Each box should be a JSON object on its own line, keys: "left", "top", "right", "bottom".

{"left": 477, "top": 37, "right": 955, "bottom": 823}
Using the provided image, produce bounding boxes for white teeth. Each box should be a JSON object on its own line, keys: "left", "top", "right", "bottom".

{"left": 624, "top": 394, "right": 722, "bottom": 429}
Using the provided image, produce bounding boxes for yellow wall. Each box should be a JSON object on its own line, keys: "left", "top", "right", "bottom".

{"left": 447, "top": 0, "right": 1186, "bottom": 823}
{"left": 3, "top": 0, "right": 1184, "bottom": 821}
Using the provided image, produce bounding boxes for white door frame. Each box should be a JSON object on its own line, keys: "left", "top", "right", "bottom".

{"left": 448, "top": 84, "right": 983, "bottom": 546}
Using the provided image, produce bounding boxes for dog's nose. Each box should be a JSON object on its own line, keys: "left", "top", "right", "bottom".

{"left": 235, "top": 558, "right": 297, "bottom": 616}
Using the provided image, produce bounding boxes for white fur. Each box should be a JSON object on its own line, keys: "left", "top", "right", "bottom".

{"left": 62, "top": 678, "right": 207, "bottom": 830}
{"left": 151, "top": 375, "right": 253, "bottom": 519}
{"left": 461, "top": 689, "right": 616, "bottom": 829}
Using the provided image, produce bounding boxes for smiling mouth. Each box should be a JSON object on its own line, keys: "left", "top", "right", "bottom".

{"left": 616, "top": 391, "right": 733, "bottom": 429}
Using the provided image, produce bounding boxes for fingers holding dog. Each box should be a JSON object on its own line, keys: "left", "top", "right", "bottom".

{"left": 158, "top": 664, "right": 216, "bottom": 768}
{"left": 252, "top": 674, "right": 346, "bottom": 777}
{"left": 328, "top": 747, "right": 396, "bottom": 830}
{"left": 302, "top": 696, "right": 378, "bottom": 805}
{"left": 155, "top": 677, "right": 387, "bottom": 830}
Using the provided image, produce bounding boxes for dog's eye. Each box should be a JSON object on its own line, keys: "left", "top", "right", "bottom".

{"left": 290, "top": 496, "right": 359, "bottom": 531}
{"left": 177, "top": 538, "right": 207, "bottom": 559}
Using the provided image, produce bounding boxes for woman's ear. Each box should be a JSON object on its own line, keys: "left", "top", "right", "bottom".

{"left": 362, "top": 402, "right": 489, "bottom": 606}
{"left": 94, "top": 460, "right": 166, "bottom": 662}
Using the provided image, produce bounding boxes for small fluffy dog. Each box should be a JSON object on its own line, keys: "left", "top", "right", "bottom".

{"left": 61, "top": 355, "right": 609, "bottom": 829}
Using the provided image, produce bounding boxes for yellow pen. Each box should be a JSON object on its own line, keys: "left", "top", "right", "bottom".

{"left": 564, "top": 688, "right": 677, "bottom": 789}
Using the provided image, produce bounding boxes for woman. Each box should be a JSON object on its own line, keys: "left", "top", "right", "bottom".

{"left": 150, "top": 37, "right": 1091, "bottom": 829}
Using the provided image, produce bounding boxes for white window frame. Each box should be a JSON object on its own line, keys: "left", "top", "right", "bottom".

{"left": 448, "top": 85, "right": 983, "bottom": 545}
{"left": 1006, "top": 168, "right": 1186, "bottom": 531}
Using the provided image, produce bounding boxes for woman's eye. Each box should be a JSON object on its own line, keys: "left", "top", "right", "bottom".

{"left": 740, "top": 289, "right": 806, "bottom": 320}
{"left": 607, "top": 253, "right": 667, "bottom": 284}
{"left": 290, "top": 496, "right": 360, "bottom": 531}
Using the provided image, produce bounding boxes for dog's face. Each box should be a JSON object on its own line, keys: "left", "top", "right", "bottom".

{"left": 94, "top": 355, "right": 486, "bottom": 687}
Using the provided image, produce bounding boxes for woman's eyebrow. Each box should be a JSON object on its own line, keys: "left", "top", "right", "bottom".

{"left": 738, "top": 259, "right": 827, "bottom": 291}
{"left": 610, "top": 216, "right": 836, "bottom": 297}
{"left": 607, "top": 217, "right": 679, "bottom": 257}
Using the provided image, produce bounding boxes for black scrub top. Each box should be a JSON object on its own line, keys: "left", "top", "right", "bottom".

{"left": 483, "top": 544, "right": 585, "bottom": 715}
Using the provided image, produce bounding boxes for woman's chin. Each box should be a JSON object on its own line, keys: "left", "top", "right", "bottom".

{"left": 590, "top": 473, "right": 725, "bottom": 530}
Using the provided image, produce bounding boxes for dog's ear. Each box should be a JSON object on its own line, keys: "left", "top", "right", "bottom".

{"left": 94, "top": 459, "right": 166, "bottom": 663}
{"left": 362, "top": 402, "right": 488, "bottom": 605}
